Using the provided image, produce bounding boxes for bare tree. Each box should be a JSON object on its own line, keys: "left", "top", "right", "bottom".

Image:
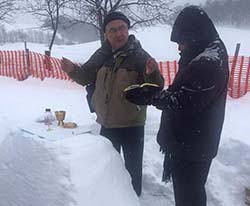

{"left": 67, "top": 0, "right": 175, "bottom": 44}
{"left": 25, "top": 0, "right": 71, "bottom": 52}
{"left": 0, "top": 0, "right": 18, "bottom": 22}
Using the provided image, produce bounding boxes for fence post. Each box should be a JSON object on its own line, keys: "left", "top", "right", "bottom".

{"left": 45, "top": 50, "right": 51, "bottom": 56}
{"left": 237, "top": 56, "right": 244, "bottom": 98}
{"left": 229, "top": 43, "right": 241, "bottom": 97}
{"left": 24, "top": 41, "right": 30, "bottom": 75}
{"left": 44, "top": 50, "right": 52, "bottom": 71}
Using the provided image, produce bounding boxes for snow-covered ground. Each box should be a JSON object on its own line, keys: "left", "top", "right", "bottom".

{"left": 1, "top": 25, "right": 250, "bottom": 206}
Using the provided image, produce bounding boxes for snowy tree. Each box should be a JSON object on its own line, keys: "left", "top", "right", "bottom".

{"left": 25, "top": 0, "right": 71, "bottom": 52}
{"left": 0, "top": 0, "right": 18, "bottom": 23}
{"left": 67, "top": 0, "right": 175, "bottom": 44}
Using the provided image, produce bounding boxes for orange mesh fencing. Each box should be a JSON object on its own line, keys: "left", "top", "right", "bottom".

{"left": 0, "top": 50, "right": 70, "bottom": 81}
{"left": 228, "top": 56, "right": 250, "bottom": 98}
{"left": 158, "top": 60, "right": 178, "bottom": 86}
{"left": 0, "top": 50, "right": 250, "bottom": 99}
{"left": 0, "top": 51, "right": 29, "bottom": 81}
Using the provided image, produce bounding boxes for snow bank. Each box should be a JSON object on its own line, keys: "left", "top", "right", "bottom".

{"left": 207, "top": 138, "right": 250, "bottom": 205}
{"left": 0, "top": 131, "right": 139, "bottom": 206}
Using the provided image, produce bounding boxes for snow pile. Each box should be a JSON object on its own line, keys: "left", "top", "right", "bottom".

{"left": 208, "top": 138, "right": 250, "bottom": 205}
{"left": 0, "top": 130, "right": 139, "bottom": 206}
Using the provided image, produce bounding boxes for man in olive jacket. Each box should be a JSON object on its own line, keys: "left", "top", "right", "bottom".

{"left": 126, "top": 6, "right": 229, "bottom": 205}
{"left": 61, "top": 11, "right": 164, "bottom": 196}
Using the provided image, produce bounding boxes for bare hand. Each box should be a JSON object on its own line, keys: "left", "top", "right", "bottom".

{"left": 61, "top": 57, "right": 75, "bottom": 73}
{"left": 146, "top": 57, "right": 158, "bottom": 75}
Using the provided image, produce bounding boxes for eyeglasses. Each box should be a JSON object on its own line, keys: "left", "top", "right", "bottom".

{"left": 107, "top": 25, "right": 128, "bottom": 34}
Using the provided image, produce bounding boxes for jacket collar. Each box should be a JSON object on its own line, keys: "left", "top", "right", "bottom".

{"left": 103, "top": 35, "right": 141, "bottom": 59}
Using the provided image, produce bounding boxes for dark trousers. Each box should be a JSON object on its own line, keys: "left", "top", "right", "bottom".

{"left": 171, "top": 157, "right": 212, "bottom": 206}
{"left": 100, "top": 126, "right": 144, "bottom": 196}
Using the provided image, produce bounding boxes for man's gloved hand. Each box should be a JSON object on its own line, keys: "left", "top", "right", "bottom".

{"left": 125, "top": 89, "right": 154, "bottom": 105}
{"left": 125, "top": 87, "right": 173, "bottom": 110}
{"left": 124, "top": 83, "right": 161, "bottom": 105}
{"left": 151, "top": 89, "right": 173, "bottom": 110}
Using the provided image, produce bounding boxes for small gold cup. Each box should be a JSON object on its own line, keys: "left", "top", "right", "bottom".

{"left": 55, "top": 111, "right": 66, "bottom": 126}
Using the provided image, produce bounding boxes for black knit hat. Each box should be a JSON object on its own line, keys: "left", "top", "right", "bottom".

{"left": 103, "top": 11, "right": 130, "bottom": 32}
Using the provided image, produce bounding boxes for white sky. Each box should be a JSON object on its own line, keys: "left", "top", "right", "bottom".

{"left": 178, "top": 0, "right": 206, "bottom": 5}
{"left": 1, "top": 25, "right": 250, "bottom": 206}
{"left": 12, "top": 0, "right": 206, "bottom": 26}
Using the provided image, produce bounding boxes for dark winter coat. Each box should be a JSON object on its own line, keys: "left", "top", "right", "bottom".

{"left": 68, "top": 35, "right": 164, "bottom": 128}
{"left": 155, "top": 6, "right": 229, "bottom": 161}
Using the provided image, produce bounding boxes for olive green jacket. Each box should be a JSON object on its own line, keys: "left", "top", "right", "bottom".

{"left": 69, "top": 35, "right": 164, "bottom": 128}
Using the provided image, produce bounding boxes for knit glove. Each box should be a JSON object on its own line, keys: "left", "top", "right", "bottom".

{"left": 125, "top": 89, "right": 154, "bottom": 105}
{"left": 124, "top": 85, "right": 161, "bottom": 106}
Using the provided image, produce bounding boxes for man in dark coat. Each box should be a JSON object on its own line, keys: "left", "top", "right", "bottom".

{"left": 126, "top": 6, "right": 229, "bottom": 206}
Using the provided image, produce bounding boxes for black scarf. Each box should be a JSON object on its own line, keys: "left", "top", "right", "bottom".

{"left": 162, "top": 152, "right": 172, "bottom": 183}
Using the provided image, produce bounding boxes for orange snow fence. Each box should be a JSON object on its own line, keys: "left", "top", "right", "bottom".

{"left": 0, "top": 50, "right": 70, "bottom": 81}
{"left": 0, "top": 50, "right": 250, "bottom": 99}
{"left": 227, "top": 56, "right": 250, "bottom": 98}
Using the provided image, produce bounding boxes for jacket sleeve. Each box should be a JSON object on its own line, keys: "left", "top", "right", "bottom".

{"left": 153, "top": 58, "right": 227, "bottom": 112}
{"left": 68, "top": 48, "right": 104, "bottom": 86}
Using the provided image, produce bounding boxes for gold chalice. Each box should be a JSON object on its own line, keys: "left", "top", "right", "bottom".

{"left": 55, "top": 111, "right": 66, "bottom": 126}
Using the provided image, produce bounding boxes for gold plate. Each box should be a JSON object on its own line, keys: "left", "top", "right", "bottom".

{"left": 63, "top": 122, "right": 77, "bottom": 129}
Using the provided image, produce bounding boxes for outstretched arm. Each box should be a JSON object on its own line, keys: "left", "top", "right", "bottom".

{"left": 61, "top": 57, "right": 75, "bottom": 73}
{"left": 61, "top": 48, "right": 106, "bottom": 86}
